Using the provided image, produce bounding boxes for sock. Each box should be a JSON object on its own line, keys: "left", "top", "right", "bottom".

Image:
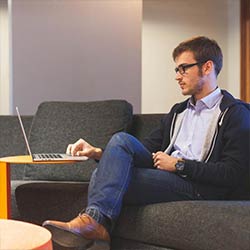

{"left": 82, "top": 207, "right": 113, "bottom": 234}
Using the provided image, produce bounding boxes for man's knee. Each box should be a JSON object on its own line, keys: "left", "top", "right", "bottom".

{"left": 109, "top": 132, "right": 130, "bottom": 146}
{"left": 108, "top": 132, "right": 138, "bottom": 150}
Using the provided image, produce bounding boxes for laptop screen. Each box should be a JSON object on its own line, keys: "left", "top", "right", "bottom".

{"left": 16, "top": 107, "right": 33, "bottom": 158}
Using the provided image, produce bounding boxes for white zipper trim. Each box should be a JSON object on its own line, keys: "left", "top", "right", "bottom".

{"left": 169, "top": 112, "right": 177, "bottom": 139}
{"left": 204, "top": 108, "right": 229, "bottom": 162}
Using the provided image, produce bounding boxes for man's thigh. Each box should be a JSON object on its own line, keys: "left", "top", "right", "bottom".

{"left": 123, "top": 168, "right": 199, "bottom": 205}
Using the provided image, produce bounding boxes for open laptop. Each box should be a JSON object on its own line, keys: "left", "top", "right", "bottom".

{"left": 16, "top": 107, "right": 88, "bottom": 162}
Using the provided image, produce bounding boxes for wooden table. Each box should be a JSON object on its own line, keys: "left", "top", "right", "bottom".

{"left": 0, "top": 219, "right": 53, "bottom": 250}
{"left": 0, "top": 155, "right": 77, "bottom": 219}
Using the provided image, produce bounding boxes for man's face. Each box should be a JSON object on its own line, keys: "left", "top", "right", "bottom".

{"left": 175, "top": 51, "right": 205, "bottom": 99}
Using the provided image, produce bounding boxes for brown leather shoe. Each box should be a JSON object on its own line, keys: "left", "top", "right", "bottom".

{"left": 42, "top": 213, "right": 110, "bottom": 249}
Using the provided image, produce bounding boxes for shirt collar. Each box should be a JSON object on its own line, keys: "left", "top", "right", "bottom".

{"left": 188, "top": 87, "right": 222, "bottom": 110}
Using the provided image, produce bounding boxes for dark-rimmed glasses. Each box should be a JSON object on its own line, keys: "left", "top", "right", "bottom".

{"left": 175, "top": 62, "right": 204, "bottom": 75}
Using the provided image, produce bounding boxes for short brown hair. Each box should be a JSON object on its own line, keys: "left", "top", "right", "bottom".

{"left": 172, "top": 36, "right": 223, "bottom": 76}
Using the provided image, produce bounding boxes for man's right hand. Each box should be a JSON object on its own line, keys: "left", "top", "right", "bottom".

{"left": 66, "top": 138, "right": 103, "bottom": 160}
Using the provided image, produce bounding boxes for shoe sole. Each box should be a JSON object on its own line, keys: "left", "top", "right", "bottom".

{"left": 44, "top": 224, "right": 110, "bottom": 250}
{"left": 44, "top": 224, "right": 92, "bottom": 248}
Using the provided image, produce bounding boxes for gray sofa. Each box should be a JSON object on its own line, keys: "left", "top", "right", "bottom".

{"left": 1, "top": 100, "right": 250, "bottom": 250}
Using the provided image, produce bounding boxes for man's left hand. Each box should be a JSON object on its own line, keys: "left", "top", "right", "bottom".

{"left": 152, "top": 151, "right": 178, "bottom": 172}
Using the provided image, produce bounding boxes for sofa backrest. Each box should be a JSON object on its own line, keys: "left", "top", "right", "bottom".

{"left": 24, "top": 100, "right": 133, "bottom": 181}
{"left": 129, "top": 114, "right": 164, "bottom": 141}
{"left": 1, "top": 100, "right": 249, "bottom": 200}
{"left": 0, "top": 115, "right": 33, "bottom": 180}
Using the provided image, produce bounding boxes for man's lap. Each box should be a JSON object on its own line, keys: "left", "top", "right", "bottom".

{"left": 123, "top": 168, "right": 200, "bottom": 205}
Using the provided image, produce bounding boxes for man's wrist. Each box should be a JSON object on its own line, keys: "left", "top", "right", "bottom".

{"left": 94, "top": 148, "right": 103, "bottom": 160}
{"left": 175, "top": 158, "right": 185, "bottom": 173}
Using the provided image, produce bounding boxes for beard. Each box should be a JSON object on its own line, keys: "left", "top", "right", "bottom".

{"left": 181, "top": 75, "right": 206, "bottom": 98}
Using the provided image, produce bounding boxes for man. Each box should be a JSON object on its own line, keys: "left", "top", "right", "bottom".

{"left": 43, "top": 36, "right": 250, "bottom": 250}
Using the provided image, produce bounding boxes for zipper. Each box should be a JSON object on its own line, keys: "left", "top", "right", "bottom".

{"left": 170, "top": 112, "right": 177, "bottom": 140}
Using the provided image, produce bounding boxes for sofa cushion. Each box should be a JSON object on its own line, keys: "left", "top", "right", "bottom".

{"left": 16, "top": 181, "right": 250, "bottom": 250}
{"left": 11, "top": 180, "right": 30, "bottom": 219}
{"left": 130, "top": 114, "right": 164, "bottom": 141}
{"left": 24, "top": 100, "right": 132, "bottom": 181}
{"left": 114, "top": 201, "right": 250, "bottom": 250}
{"left": 0, "top": 116, "right": 33, "bottom": 180}
{"left": 111, "top": 238, "right": 173, "bottom": 250}
{"left": 15, "top": 181, "right": 89, "bottom": 224}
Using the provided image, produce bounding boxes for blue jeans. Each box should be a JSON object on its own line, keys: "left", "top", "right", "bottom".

{"left": 86, "top": 132, "right": 201, "bottom": 225}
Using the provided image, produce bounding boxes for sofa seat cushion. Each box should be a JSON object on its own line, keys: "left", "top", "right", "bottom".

{"left": 111, "top": 238, "right": 174, "bottom": 250}
{"left": 11, "top": 180, "right": 30, "bottom": 219}
{"left": 15, "top": 182, "right": 250, "bottom": 250}
{"left": 11, "top": 180, "right": 60, "bottom": 219}
{"left": 15, "top": 181, "right": 89, "bottom": 225}
{"left": 114, "top": 201, "right": 250, "bottom": 250}
{"left": 24, "top": 100, "right": 132, "bottom": 181}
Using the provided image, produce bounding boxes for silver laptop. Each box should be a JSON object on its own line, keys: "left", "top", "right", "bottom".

{"left": 16, "top": 107, "right": 88, "bottom": 162}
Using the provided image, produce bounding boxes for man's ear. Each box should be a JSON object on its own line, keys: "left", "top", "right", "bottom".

{"left": 203, "top": 60, "right": 214, "bottom": 75}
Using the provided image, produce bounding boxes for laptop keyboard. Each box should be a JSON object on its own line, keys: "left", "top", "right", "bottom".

{"left": 35, "top": 154, "right": 63, "bottom": 159}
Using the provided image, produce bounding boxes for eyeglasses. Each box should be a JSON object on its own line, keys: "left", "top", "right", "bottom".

{"left": 175, "top": 62, "right": 204, "bottom": 75}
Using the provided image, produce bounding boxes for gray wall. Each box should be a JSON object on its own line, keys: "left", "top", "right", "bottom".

{"left": 11, "top": 0, "right": 142, "bottom": 115}
{"left": 9, "top": 0, "right": 240, "bottom": 115}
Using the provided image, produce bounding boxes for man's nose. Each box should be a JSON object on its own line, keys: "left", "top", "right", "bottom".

{"left": 175, "top": 72, "right": 182, "bottom": 81}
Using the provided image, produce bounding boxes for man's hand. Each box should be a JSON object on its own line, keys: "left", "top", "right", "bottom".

{"left": 66, "top": 138, "right": 103, "bottom": 160}
{"left": 152, "top": 151, "right": 178, "bottom": 172}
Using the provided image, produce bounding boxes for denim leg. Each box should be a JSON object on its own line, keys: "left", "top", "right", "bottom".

{"left": 87, "top": 132, "right": 153, "bottom": 220}
{"left": 123, "top": 168, "right": 201, "bottom": 205}
{"left": 86, "top": 132, "right": 200, "bottom": 227}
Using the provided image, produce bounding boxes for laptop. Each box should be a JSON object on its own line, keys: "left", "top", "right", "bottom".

{"left": 16, "top": 107, "right": 88, "bottom": 162}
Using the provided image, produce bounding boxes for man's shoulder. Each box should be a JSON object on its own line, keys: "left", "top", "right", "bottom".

{"left": 221, "top": 89, "right": 250, "bottom": 111}
{"left": 222, "top": 98, "right": 250, "bottom": 129}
